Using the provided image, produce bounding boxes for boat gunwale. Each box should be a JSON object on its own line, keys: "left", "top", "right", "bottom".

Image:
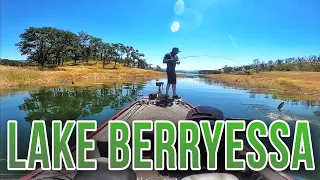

{"left": 20, "top": 98, "right": 294, "bottom": 180}
{"left": 21, "top": 98, "right": 143, "bottom": 180}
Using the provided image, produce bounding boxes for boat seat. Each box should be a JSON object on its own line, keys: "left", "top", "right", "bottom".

{"left": 181, "top": 173, "right": 239, "bottom": 180}
{"left": 73, "top": 157, "right": 136, "bottom": 180}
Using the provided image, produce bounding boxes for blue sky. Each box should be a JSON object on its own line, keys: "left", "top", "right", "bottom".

{"left": 1, "top": 0, "right": 319, "bottom": 70}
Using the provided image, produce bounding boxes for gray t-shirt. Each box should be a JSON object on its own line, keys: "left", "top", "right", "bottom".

{"left": 163, "top": 53, "right": 179, "bottom": 72}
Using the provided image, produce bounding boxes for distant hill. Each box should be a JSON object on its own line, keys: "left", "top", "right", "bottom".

{"left": 153, "top": 68, "right": 200, "bottom": 74}
{"left": 0, "top": 59, "right": 28, "bottom": 66}
{"left": 176, "top": 70, "right": 199, "bottom": 74}
{"left": 0, "top": 58, "right": 26, "bottom": 62}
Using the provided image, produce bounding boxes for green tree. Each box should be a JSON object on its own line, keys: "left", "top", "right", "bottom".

{"left": 90, "top": 37, "right": 103, "bottom": 60}
{"left": 117, "top": 43, "right": 126, "bottom": 62}
{"left": 78, "top": 31, "right": 91, "bottom": 63}
{"left": 16, "top": 26, "right": 152, "bottom": 68}
{"left": 16, "top": 27, "right": 58, "bottom": 66}
{"left": 102, "top": 43, "right": 112, "bottom": 68}
{"left": 124, "top": 46, "right": 134, "bottom": 66}
{"left": 111, "top": 43, "right": 120, "bottom": 68}
{"left": 155, "top": 65, "right": 162, "bottom": 71}
{"left": 222, "top": 65, "right": 233, "bottom": 73}
{"left": 253, "top": 59, "right": 260, "bottom": 72}
{"left": 52, "top": 30, "right": 79, "bottom": 65}
{"left": 69, "top": 33, "right": 82, "bottom": 64}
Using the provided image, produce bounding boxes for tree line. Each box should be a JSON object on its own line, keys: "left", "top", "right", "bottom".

{"left": 15, "top": 27, "right": 152, "bottom": 69}
{"left": 199, "top": 55, "right": 320, "bottom": 74}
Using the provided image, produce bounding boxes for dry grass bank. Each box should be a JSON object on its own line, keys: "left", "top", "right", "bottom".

{"left": 0, "top": 61, "right": 165, "bottom": 89}
{"left": 208, "top": 71, "right": 320, "bottom": 101}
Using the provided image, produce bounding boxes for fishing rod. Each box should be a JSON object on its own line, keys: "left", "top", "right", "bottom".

{"left": 179, "top": 55, "right": 241, "bottom": 65}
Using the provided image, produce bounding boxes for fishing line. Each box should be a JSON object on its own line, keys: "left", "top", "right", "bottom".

{"left": 179, "top": 55, "right": 241, "bottom": 65}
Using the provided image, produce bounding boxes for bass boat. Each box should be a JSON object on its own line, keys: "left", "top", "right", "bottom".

{"left": 22, "top": 82, "right": 294, "bottom": 180}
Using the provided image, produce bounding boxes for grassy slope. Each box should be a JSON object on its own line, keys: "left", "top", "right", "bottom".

{"left": 0, "top": 61, "right": 165, "bottom": 89}
{"left": 208, "top": 71, "right": 320, "bottom": 101}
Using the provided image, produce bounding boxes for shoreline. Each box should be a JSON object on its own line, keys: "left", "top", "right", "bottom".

{"left": 2, "top": 64, "right": 320, "bottom": 102}
{"left": 0, "top": 63, "right": 166, "bottom": 90}
{"left": 207, "top": 71, "right": 320, "bottom": 101}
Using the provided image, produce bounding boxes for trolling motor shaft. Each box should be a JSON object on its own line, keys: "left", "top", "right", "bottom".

{"left": 156, "top": 82, "right": 164, "bottom": 94}
{"left": 148, "top": 82, "right": 167, "bottom": 107}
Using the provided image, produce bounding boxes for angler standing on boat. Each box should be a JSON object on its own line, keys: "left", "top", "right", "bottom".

{"left": 163, "top": 47, "right": 181, "bottom": 99}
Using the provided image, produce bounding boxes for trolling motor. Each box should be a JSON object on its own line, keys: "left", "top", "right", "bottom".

{"left": 149, "top": 82, "right": 164, "bottom": 100}
{"left": 148, "top": 82, "right": 168, "bottom": 107}
{"left": 156, "top": 81, "right": 164, "bottom": 94}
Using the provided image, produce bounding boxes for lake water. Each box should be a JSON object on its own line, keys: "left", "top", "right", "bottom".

{"left": 1, "top": 77, "right": 319, "bottom": 180}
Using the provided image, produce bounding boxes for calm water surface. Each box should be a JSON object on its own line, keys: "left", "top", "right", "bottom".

{"left": 1, "top": 77, "right": 319, "bottom": 179}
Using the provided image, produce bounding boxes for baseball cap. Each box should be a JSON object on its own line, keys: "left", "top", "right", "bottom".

{"left": 172, "top": 47, "right": 181, "bottom": 52}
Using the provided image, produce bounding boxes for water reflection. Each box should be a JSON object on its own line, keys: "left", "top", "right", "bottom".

{"left": 197, "top": 76, "right": 320, "bottom": 106}
{"left": 249, "top": 92, "right": 256, "bottom": 99}
{"left": 18, "top": 83, "right": 145, "bottom": 127}
{"left": 1, "top": 77, "right": 320, "bottom": 179}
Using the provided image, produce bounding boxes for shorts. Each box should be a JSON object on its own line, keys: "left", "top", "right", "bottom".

{"left": 166, "top": 71, "right": 176, "bottom": 84}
